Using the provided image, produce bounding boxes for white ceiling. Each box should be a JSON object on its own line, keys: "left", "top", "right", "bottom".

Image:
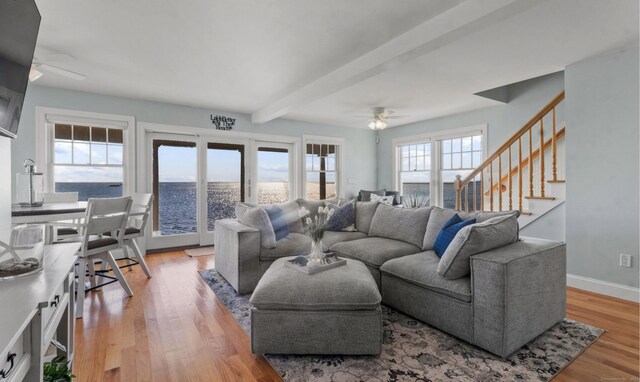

{"left": 33, "top": 0, "right": 638, "bottom": 129}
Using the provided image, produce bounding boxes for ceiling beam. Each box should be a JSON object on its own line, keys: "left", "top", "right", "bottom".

{"left": 251, "top": 0, "right": 540, "bottom": 124}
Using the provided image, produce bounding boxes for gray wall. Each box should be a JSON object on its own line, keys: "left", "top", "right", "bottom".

{"left": 12, "top": 85, "right": 377, "bottom": 199}
{"left": 376, "top": 71, "right": 565, "bottom": 240}
{"left": 565, "top": 46, "right": 639, "bottom": 288}
{"left": 0, "top": 137, "right": 11, "bottom": 230}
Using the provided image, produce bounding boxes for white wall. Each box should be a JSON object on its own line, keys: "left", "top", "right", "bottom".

{"left": 376, "top": 71, "right": 565, "bottom": 240}
{"left": 12, "top": 85, "right": 378, "bottom": 200}
{"left": 0, "top": 137, "right": 11, "bottom": 230}
{"left": 565, "top": 46, "right": 639, "bottom": 289}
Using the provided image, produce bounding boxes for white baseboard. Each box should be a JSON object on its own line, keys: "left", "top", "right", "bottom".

{"left": 567, "top": 274, "right": 640, "bottom": 303}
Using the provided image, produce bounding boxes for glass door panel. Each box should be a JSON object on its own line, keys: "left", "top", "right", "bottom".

{"left": 206, "top": 143, "right": 245, "bottom": 232}
{"left": 256, "top": 145, "right": 291, "bottom": 204}
{"left": 147, "top": 135, "right": 199, "bottom": 249}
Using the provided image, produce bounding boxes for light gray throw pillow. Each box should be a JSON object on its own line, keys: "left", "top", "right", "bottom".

{"left": 422, "top": 207, "right": 518, "bottom": 250}
{"left": 437, "top": 213, "right": 519, "bottom": 279}
{"left": 235, "top": 203, "right": 277, "bottom": 249}
{"left": 368, "top": 204, "right": 432, "bottom": 247}
{"left": 277, "top": 200, "right": 305, "bottom": 234}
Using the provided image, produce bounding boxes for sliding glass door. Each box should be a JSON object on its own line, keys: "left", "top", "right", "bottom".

{"left": 256, "top": 142, "right": 294, "bottom": 204}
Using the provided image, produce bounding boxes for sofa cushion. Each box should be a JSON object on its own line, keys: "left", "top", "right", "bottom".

{"left": 330, "top": 237, "right": 422, "bottom": 268}
{"left": 354, "top": 201, "right": 380, "bottom": 234}
{"left": 326, "top": 202, "right": 355, "bottom": 232}
{"left": 321, "top": 231, "right": 368, "bottom": 251}
{"left": 369, "top": 204, "right": 432, "bottom": 247}
{"left": 422, "top": 207, "right": 517, "bottom": 250}
{"left": 433, "top": 214, "right": 476, "bottom": 257}
{"left": 235, "top": 203, "right": 276, "bottom": 249}
{"left": 380, "top": 251, "right": 472, "bottom": 302}
{"left": 358, "top": 189, "right": 386, "bottom": 202}
{"left": 438, "top": 213, "right": 519, "bottom": 279}
{"left": 250, "top": 256, "right": 381, "bottom": 311}
{"left": 260, "top": 233, "right": 312, "bottom": 261}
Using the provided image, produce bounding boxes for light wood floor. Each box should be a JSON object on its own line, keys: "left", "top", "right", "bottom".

{"left": 73, "top": 250, "right": 639, "bottom": 381}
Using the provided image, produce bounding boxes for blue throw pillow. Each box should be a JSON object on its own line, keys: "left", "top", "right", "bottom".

{"left": 326, "top": 202, "right": 355, "bottom": 231}
{"left": 433, "top": 214, "right": 476, "bottom": 257}
{"left": 264, "top": 205, "right": 289, "bottom": 241}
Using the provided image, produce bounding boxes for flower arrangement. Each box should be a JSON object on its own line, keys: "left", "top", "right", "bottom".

{"left": 299, "top": 206, "right": 334, "bottom": 266}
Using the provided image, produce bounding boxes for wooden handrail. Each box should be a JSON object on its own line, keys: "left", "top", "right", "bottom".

{"left": 483, "top": 127, "right": 565, "bottom": 196}
{"left": 458, "top": 91, "right": 565, "bottom": 188}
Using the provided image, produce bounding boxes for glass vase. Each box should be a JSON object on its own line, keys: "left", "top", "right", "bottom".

{"left": 307, "top": 239, "right": 324, "bottom": 268}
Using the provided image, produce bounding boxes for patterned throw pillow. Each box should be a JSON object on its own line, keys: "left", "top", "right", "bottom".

{"left": 264, "top": 205, "right": 290, "bottom": 241}
{"left": 433, "top": 214, "right": 476, "bottom": 257}
{"left": 326, "top": 202, "right": 355, "bottom": 232}
{"left": 370, "top": 193, "right": 394, "bottom": 206}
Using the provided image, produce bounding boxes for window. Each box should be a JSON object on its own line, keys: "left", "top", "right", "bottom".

{"left": 440, "top": 134, "right": 483, "bottom": 209}
{"left": 398, "top": 142, "right": 431, "bottom": 206}
{"left": 394, "top": 127, "right": 485, "bottom": 209}
{"left": 52, "top": 123, "right": 125, "bottom": 200}
{"left": 257, "top": 146, "right": 290, "bottom": 204}
{"left": 305, "top": 143, "right": 338, "bottom": 200}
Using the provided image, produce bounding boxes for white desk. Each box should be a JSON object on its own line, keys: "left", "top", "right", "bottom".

{"left": 0, "top": 243, "right": 79, "bottom": 382}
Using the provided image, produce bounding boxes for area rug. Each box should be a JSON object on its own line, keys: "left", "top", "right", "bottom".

{"left": 199, "top": 269, "right": 603, "bottom": 382}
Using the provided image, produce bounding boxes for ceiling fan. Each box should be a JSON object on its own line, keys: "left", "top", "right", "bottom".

{"left": 354, "top": 107, "right": 407, "bottom": 130}
{"left": 29, "top": 53, "right": 86, "bottom": 82}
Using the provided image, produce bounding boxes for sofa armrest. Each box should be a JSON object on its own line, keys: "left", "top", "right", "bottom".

{"left": 214, "top": 219, "right": 261, "bottom": 294}
{"left": 470, "top": 237, "right": 566, "bottom": 357}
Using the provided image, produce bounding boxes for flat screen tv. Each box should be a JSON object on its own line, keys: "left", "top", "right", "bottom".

{"left": 0, "top": 0, "right": 40, "bottom": 139}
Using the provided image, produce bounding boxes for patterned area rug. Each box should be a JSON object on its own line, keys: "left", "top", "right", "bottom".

{"left": 199, "top": 269, "right": 603, "bottom": 382}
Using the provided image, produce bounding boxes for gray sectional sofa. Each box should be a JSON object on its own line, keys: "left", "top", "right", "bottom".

{"left": 214, "top": 198, "right": 566, "bottom": 357}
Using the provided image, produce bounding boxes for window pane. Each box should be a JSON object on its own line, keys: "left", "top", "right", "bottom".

{"left": 473, "top": 151, "right": 483, "bottom": 167}
{"left": 416, "top": 156, "right": 424, "bottom": 171}
{"left": 401, "top": 171, "right": 430, "bottom": 207}
{"left": 306, "top": 172, "right": 320, "bottom": 200}
{"left": 462, "top": 137, "right": 472, "bottom": 151}
{"left": 452, "top": 138, "right": 461, "bottom": 153}
{"left": 54, "top": 141, "right": 72, "bottom": 164}
{"left": 54, "top": 166, "right": 123, "bottom": 201}
{"left": 325, "top": 172, "right": 336, "bottom": 198}
{"left": 208, "top": 145, "right": 244, "bottom": 231}
{"left": 92, "top": 127, "right": 107, "bottom": 143}
{"left": 424, "top": 143, "right": 431, "bottom": 156}
{"left": 108, "top": 144, "right": 123, "bottom": 165}
{"left": 74, "top": 125, "right": 90, "bottom": 142}
{"left": 409, "top": 145, "right": 416, "bottom": 157}
{"left": 452, "top": 152, "right": 462, "bottom": 168}
{"left": 55, "top": 124, "right": 72, "bottom": 140}
{"left": 91, "top": 143, "right": 107, "bottom": 165}
{"left": 257, "top": 148, "right": 289, "bottom": 205}
{"left": 425, "top": 155, "right": 431, "bottom": 169}
{"left": 402, "top": 145, "right": 409, "bottom": 157}
{"left": 442, "top": 154, "right": 451, "bottom": 170}
{"left": 441, "top": 169, "right": 473, "bottom": 209}
{"left": 108, "top": 128, "right": 123, "bottom": 144}
{"left": 327, "top": 156, "right": 335, "bottom": 171}
{"left": 408, "top": 156, "right": 414, "bottom": 171}
{"left": 73, "top": 142, "right": 90, "bottom": 164}
{"left": 462, "top": 152, "right": 472, "bottom": 168}
{"left": 402, "top": 157, "right": 409, "bottom": 172}
{"left": 305, "top": 155, "right": 313, "bottom": 171}
{"left": 442, "top": 140, "right": 451, "bottom": 154}
{"left": 473, "top": 135, "right": 482, "bottom": 151}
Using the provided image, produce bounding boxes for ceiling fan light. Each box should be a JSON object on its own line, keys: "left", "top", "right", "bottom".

{"left": 29, "top": 67, "right": 43, "bottom": 82}
{"left": 368, "top": 121, "right": 376, "bottom": 130}
{"left": 375, "top": 119, "right": 387, "bottom": 129}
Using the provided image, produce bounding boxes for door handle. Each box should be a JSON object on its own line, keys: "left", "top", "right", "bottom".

{"left": 0, "top": 353, "right": 16, "bottom": 379}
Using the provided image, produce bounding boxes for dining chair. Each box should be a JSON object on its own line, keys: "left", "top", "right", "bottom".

{"left": 57, "top": 196, "right": 134, "bottom": 318}
{"left": 106, "top": 193, "right": 154, "bottom": 278}
{"left": 42, "top": 192, "right": 81, "bottom": 240}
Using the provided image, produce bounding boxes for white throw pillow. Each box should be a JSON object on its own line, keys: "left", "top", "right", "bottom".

{"left": 370, "top": 193, "right": 394, "bottom": 206}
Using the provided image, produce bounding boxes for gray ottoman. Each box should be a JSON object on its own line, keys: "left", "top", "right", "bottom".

{"left": 249, "top": 256, "right": 382, "bottom": 355}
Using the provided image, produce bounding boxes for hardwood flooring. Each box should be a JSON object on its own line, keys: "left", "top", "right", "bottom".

{"left": 73, "top": 250, "right": 639, "bottom": 381}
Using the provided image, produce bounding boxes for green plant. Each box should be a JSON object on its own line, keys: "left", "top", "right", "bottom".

{"left": 43, "top": 356, "right": 75, "bottom": 382}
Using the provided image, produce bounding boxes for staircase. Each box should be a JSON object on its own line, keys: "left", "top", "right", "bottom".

{"left": 455, "top": 91, "right": 565, "bottom": 227}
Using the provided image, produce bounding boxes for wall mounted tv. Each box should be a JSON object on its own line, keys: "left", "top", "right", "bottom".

{"left": 0, "top": 0, "right": 41, "bottom": 139}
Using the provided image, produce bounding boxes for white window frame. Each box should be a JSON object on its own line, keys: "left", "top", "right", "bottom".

{"left": 392, "top": 124, "right": 487, "bottom": 207}
{"left": 35, "top": 107, "right": 136, "bottom": 197}
{"left": 302, "top": 134, "right": 345, "bottom": 200}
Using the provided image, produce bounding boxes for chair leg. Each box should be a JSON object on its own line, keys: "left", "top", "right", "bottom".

{"left": 87, "top": 259, "right": 97, "bottom": 289}
{"left": 76, "top": 257, "right": 87, "bottom": 318}
{"left": 104, "top": 252, "right": 133, "bottom": 297}
{"left": 130, "top": 239, "right": 152, "bottom": 278}
{"left": 122, "top": 244, "right": 133, "bottom": 272}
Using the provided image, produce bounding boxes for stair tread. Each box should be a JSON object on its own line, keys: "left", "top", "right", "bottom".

{"left": 524, "top": 196, "right": 556, "bottom": 200}
{"left": 547, "top": 180, "right": 566, "bottom": 183}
